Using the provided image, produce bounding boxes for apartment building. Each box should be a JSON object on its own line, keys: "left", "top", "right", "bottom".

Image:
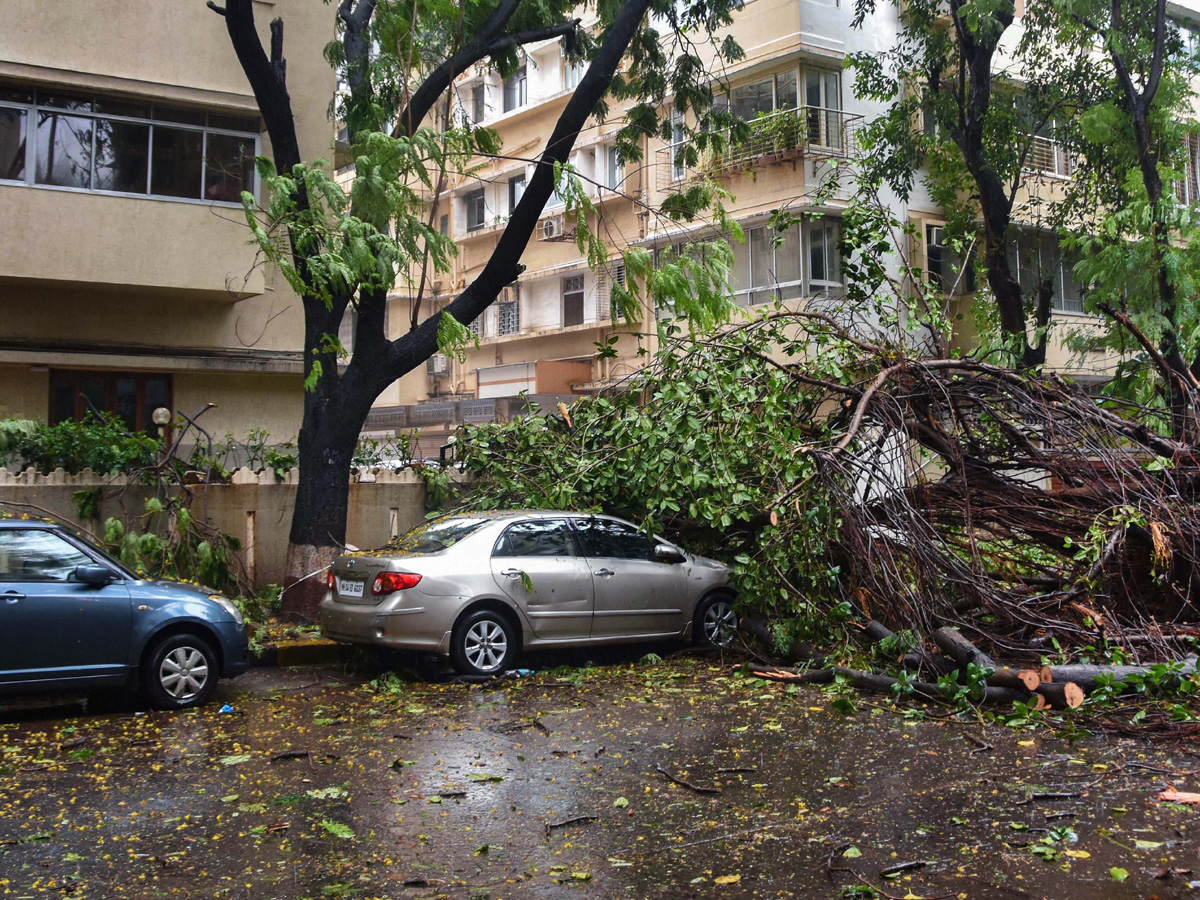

{"left": 359, "top": 0, "right": 1200, "bottom": 451}
{"left": 0, "top": 1, "right": 334, "bottom": 446}
{"left": 361, "top": 0, "right": 918, "bottom": 452}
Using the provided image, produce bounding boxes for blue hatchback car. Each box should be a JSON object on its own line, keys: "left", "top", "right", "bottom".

{"left": 0, "top": 512, "right": 249, "bottom": 709}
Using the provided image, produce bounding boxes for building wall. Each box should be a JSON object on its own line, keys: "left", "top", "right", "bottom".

{"left": 0, "top": 0, "right": 335, "bottom": 443}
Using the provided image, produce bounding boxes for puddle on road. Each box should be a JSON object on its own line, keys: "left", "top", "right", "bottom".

{"left": 0, "top": 660, "right": 1197, "bottom": 898}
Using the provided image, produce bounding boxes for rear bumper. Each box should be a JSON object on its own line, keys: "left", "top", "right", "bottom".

{"left": 319, "top": 597, "right": 452, "bottom": 654}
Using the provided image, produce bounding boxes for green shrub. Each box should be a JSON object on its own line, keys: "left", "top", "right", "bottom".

{"left": 1, "top": 414, "right": 160, "bottom": 475}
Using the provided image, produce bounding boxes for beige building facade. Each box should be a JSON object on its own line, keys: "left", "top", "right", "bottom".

{"left": 361, "top": 0, "right": 1120, "bottom": 454}
{"left": 0, "top": 0, "right": 335, "bottom": 446}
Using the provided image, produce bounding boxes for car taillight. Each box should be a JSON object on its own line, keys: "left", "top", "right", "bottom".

{"left": 327, "top": 569, "right": 334, "bottom": 591}
{"left": 372, "top": 572, "right": 422, "bottom": 595}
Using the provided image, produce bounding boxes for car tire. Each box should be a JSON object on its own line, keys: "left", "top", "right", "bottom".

{"left": 451, "top": 609, "right": 516, "bottom": 676}
{"left": 694, "top": 593, "right": 738, "bottom": 648}
{"left": 143, "top": 633, "right": 220, "bottom": 710}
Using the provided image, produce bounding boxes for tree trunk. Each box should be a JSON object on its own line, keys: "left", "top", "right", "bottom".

{"left": 280, "top": 409, "right": 359, "bottom": 620}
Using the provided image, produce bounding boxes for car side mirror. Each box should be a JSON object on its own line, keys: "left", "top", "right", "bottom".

{"left": 74, "top": 564, "right": 115, "bottom": 586}
{"left": 654, "top": 544, "right": 685, "bottom": 564}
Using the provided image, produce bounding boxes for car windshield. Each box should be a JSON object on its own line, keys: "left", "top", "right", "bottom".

{"left": 386, "top": 516, "right": 491, "bottom": 554}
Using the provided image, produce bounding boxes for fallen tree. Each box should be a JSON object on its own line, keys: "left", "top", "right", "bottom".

{"left": 460, "top": 298, "right": 1200, "bottom": 708}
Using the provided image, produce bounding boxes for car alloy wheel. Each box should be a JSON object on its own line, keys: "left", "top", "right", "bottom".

{"left": 144, "top": 633, "right": 220, "bottom": 710}
{"left": 464, "top": 619, "right": 508, "bottom": 673}
{"left": 702, "top": 597, "right": 737, "bottom": 647}
{"left": 159, "top": 646, "right": 210, "bottom": 700}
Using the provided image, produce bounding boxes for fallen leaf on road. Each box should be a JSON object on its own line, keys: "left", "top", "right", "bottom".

{"left": 1157, "top": 787, "right": 1200, "bottom": 804}
{"left": 714, "top": 874, "right": 741, "bottom": 885}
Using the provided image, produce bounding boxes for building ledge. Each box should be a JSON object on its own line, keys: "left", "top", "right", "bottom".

{"left": 0, "top": 339, "right": 304, "bottom": 375}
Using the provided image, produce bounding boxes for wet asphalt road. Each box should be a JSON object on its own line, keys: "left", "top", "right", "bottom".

{"left": 1, "top": 655, "right": 1199, "bottom": 899}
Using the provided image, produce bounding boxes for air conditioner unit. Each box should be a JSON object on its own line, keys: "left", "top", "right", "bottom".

{"left": 540, "top": 215, "right": 565, "bottom": 240}
{"left": 427, "top": 353, "right": 449, "bottom": 376}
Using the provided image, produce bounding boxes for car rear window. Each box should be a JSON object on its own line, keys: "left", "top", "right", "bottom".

{"left": 387, "top": 516, "right": 491, "bottom": 554}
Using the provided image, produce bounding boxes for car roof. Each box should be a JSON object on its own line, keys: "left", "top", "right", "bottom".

{"left": 0, "top": 509, "right": 66, "bottom": 528}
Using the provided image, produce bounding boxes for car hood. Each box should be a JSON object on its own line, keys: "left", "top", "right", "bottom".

{"left": 129, "top": 578, "right": 225, "bottom": 605}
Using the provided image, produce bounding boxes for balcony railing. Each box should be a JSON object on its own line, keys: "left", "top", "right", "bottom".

{"left": 656, "top": 106, "right": 864, "bottom": 190}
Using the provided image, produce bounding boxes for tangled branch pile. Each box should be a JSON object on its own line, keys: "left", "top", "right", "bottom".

{"left": 459, "top": 306, "right": 1200, "bottom": 693}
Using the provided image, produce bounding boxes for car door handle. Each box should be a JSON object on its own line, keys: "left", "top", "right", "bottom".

{"left": 3, "top": 591, "right": 24, "bottom": 603}
{"left": 500, "top": 569, "right": 522, "bottom": 578}
{"left": 593, "top": 568, "right": 615, "bottom": 577}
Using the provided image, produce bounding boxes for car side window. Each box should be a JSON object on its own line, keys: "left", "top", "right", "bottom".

{"left": 493, "top": 520, "right": 576, "bottom": 558}
{"left": 574, "top": 518, "right": 656, "bottom": 561}
{"left": 0, "top": 529, "right": 93, "bottom": 582}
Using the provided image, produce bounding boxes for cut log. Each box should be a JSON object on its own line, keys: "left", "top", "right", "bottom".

{"left": 1034, "top": 681, "right": 1085, "bottom": 709}
{"left": 932, "top": 626, "right": 995, "bottom": 669}
{"left": 1045, "top": 655, "right": 1198, "bottom": 694}
{"left": 987, "top": 667, "right": 1043, "bottom": 692}
{"left": 1039, "top": 666, "right": 1053, "bottom": 684}
{"left": 860, "top": 619, "right": 895, "bottom": 644}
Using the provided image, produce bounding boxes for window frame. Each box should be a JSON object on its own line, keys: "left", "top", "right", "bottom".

{"left": 503, "top": 66, "right": 528, "bottom": 113}
{"left": 49, "top": 369, "right": 173, "bottom": 436}
{"left": 562, "top": 274, "right": 586, "bottom": 326}
{"left": 508, "top": 173, "right": 526, "bottom": 213}
{"left": 464, "top": 187, "right": 486, "bottom": 231}
{"left": 729, "top": 217, "right": 842, "bottom": 307}
{"left": 0, "top": 86, "right": 260, "bottom": 207}
{"left": 497, "top": 285, "right": 520, "bottom": 335}
{"left": 570, "top": 517, "right": 658, "bottom": 562}
{"left": 492, "top": 518, "right": 577, "bottom": 558}
{"left": 0, "top": 527, "right": 114, "bottom": 583}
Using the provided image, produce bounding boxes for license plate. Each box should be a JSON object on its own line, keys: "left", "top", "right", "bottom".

{"left": 336, "top": 577, "right": 365, "bottom": 599}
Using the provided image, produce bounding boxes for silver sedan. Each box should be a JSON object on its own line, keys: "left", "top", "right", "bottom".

{"left": 319, "top": 511, "right": 736, "bottom": 675}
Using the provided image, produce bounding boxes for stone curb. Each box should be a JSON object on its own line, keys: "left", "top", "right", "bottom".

{"left": 251, "top": 638, "right": 343, "bottom": 668}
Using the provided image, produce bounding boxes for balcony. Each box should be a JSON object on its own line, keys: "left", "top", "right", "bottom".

{"left": 0, "top": 185, "right": 264, "bottom": 300}
{"left": 655, "top": 106, "right": 864, "bottom": 191}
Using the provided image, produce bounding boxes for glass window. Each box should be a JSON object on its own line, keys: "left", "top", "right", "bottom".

{"left": 503, "top": 66, "right": 527, "bottom": 112}
{"left": 389, "top": 516, "right": 490, "bottom": 553}
{"left": 472, "top": 84, "right": 486, "bottom": 123}
{"left": 465, "top": 188, "right": 486, "bottom": 230}
{"left": 494, "top": 519, "right": 574, "bottom": 557}
{"left": 498, "top": 286, "right": 520, "bottom": 335}
{"left": 36, "top": 112, "right": 93, "bottom": 188}
{"left": 509, "top": 173, "right": 525, "bottom": 212}
{"left": 204, "top": 132, "right": 255, "bottom": 202}
{"left": 153, "top": 105, "right": 208, "bottom": 127}
{"left": 39, "top": 92, "right": 92, "bottom": 112}
{"left": 731, "top": 77, "right": 773, "bottom": 122}
{"left": 439, "top": 213, "right": 449, "bottom": 235}
{"left": 207, "top": 112, "right": 259, "bottom": 133}
{"left": 574, "top": 518, "right": 655, "bottom": 561}
{"left": 563, "top": 274, "right": 585, "bottom": 326}
{"left": 94, "top": 98, "right": 150, "bottom": 119}
{"left": 750, "top": 226, "right": 776, "bottom": 305}
{"left": 607, "top": 145, "right": 622, "bottom": 189}
{"left": 93, "top": 119, "right": 149, "bottom": 193}
{"left": 563, "top": 59, "right": 586, "bottom": 90}
{"left": 48, "top": 370, "right": 172, "bottom": 434}
{"left": 775, "top": 71, "right": 798, "bottom": 110}
{"left": 0, "top": 107, "right": 26, "bottom": 181}
{"left": 670, "top": 110, "right": 686, "bottom": 181}
{"left": 0, "top": 529, "right": 93, "bottom": 582}
{"left": 151, "top": 126, "right": 203, "bottom": 198}
{"left": 807, "top": 219, "right": 840, "bottom": 287}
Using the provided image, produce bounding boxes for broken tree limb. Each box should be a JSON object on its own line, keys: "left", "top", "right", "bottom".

{"left": 1045, "top": 655, "right": 1198, "bottom": 693}
{"left": 747, "top": 664, "right": 1030, "bottom": 706}
{"left": 932, "top": 626, "right": 994, "bottom": 669}
{"left": 654, "top": 764, "right": 720, "bottom": 794}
